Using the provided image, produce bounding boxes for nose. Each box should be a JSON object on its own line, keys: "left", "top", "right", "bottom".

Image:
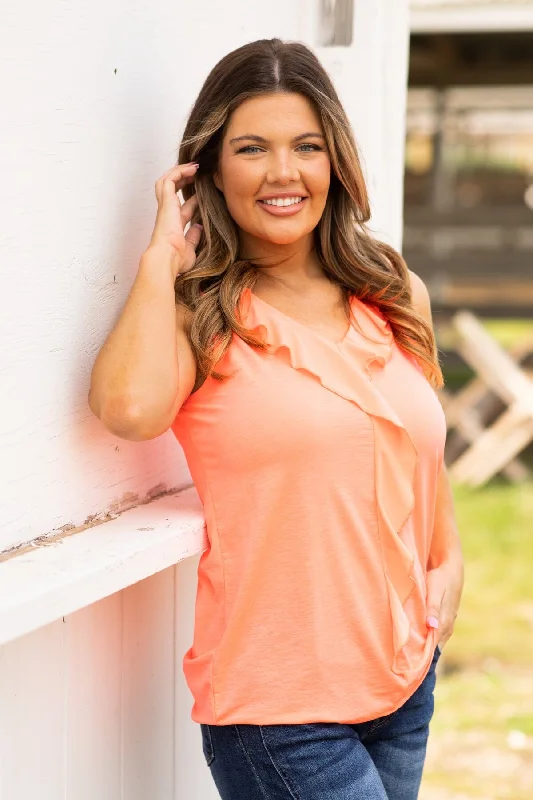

{"left": 265, "top": 150, "right": 301, "bottom": 186}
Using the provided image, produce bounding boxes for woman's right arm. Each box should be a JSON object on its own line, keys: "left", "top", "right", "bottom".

{"left": 88, "top": 163, "right": 202, "bottom": 441}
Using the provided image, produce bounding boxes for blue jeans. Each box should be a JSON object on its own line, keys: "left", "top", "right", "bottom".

{"left": 200, "top": 645, "right": 441, "bottom": 799}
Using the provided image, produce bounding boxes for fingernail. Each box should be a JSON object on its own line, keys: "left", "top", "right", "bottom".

{"left": 193, "top": 223, "right": 203, "bottom": 230}
{"left": 427, "top": 616, "right": 439, "bottom": 629}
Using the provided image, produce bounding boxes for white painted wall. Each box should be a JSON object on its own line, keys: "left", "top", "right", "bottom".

{"left": 0, "top": 1, "right": 410, "bottom": 797}
{"left": 0, "top": 0, "right": 303, "bottom": 554}
{"left": 0, "top": 560, "right": 205, "bottom": 800}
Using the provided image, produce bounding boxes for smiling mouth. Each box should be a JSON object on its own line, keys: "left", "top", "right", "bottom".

{"left": 257, "top": 196, "right": 308, "bottom": 215}
{"left": 259, "top": 196, "right": 305, "bottom": 207}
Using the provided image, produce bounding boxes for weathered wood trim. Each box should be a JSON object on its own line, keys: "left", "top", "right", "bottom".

{"left": 0, "top": 487, "right": 205, "bottom": 646}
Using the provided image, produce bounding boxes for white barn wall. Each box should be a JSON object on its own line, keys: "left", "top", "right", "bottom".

{"left": 0, "top": 0, "right": 303, "bottom": 554}
{"left": 0, "top": 566, "right": 200, "bottom": 800}
{"left": 0, "top": 1, "right": 410, "bottom": 797}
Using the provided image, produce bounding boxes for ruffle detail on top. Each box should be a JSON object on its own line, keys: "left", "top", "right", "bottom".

{"left": 239, "top": 287, "right": 421, "bottom": 679}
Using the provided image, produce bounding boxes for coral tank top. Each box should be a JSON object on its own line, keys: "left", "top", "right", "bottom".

{"left": 171, "top": 286, "right": 447, "bottom": 725}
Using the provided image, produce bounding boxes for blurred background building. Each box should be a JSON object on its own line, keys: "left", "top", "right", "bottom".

{"left": 408, "top": 6, "right": 533, "bottom": 800}
{"left": 406, "top": 0, "right": 533, "bottom": 318}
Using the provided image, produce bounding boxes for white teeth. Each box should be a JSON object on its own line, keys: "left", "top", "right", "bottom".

{"left": 262, "top": 197, "right": 303, "bottom": 207}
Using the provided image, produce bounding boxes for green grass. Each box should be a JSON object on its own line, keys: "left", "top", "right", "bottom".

{"left": 435, "top": 318, "right": 533, "bottom": 354}
{"left": 448, "top": 482, "right": 533, "bottom": 668}
{"left": 482, "top": 320, "right": 533, "bottom": 350}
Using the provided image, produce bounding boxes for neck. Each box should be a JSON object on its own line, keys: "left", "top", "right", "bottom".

{"left": 239, "top": 231, "right": 326, "bottom": 293}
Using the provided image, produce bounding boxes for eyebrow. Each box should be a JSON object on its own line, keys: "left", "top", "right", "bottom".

{"left": 229, "top": 132, "right": 326, "bottom": 145}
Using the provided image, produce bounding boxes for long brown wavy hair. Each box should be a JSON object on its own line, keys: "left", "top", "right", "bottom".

{"left": 176, "top": 38, "right": 443, "bottom": 389}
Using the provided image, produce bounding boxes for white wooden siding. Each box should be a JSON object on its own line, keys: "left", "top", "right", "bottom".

{"left": 0, "top": 561, "right": 218, "bottom": 800}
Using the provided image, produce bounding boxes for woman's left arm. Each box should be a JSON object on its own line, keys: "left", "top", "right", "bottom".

{"left": 409, "top": 270, "right": 465, "bottom": 649}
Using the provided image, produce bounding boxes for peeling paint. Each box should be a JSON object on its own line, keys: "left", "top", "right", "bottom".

{"left": 0, "top": 484, "right": 191, "bottom": 563}
{"left": 107, "top": 491, "right": 140, "bottom": 516}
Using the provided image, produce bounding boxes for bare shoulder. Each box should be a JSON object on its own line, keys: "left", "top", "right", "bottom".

{"left": 407, "top": 269, "right": 432, "bottom": 326}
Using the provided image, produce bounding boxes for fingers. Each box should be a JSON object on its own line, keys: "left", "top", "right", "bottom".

{"left": 426, "top": 561, "right": 463, "bottom": 648}
{"left": 155, "top": 163, "right": 199, "bottom": 205}
{"left": 437, "top": 594, "right": 458, "bottom": 645}
{"left": 184, "top": 223, "right": 203, "bottom": 251}
{"left": 425, "top": 569, "right": 446, "bottom": 631}
{"left": 438, "top": 627, "right": 453, "bottom": 649}
{"left": 428, "top": 601, "right": 455, "bottom": 645}
{"left": 180, "top": 194, "right": 199, "bottom": 227}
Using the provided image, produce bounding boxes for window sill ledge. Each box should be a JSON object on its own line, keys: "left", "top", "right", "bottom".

{"left": 0, "top": 486, "right": 205, "bottom": 646}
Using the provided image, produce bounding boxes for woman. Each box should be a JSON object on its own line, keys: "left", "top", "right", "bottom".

{"left": 89, "top": 39, "right": 464, "bottom": 800}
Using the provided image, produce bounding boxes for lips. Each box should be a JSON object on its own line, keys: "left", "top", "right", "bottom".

{"left": 258, "top": 195, "right": 305, "bottom": 205}
{"left": 257, "top": 196, "right": 308, "bottom": 216}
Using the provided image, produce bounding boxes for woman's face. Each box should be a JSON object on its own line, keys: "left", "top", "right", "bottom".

{"left": 214, "top": 92, "right": 331, "bottom": 248}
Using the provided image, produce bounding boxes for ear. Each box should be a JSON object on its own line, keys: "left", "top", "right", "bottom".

{"left": 213, "top": 170, "right": 224, "bottom": 193}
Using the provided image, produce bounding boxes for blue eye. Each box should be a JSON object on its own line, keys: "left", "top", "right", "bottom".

{"left": 297, "top": 143, "right": 324, "bottom": 152}
{"left": 235, "top": 143, "right": 325, "bottom": 155}
{"left": 236, "top": 145, "right": 263, "bottom": 154}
